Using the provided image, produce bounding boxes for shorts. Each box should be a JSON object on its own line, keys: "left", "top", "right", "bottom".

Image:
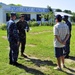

{"left": 54, "top": 47, "right": 64, "bottom": 58}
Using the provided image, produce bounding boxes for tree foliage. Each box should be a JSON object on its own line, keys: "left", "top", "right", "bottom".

{"left": 47, "top": 5, "right": 53, "bottom": 12}
{"left": 71, "top": 13, "right": 75, "bottom": 22}
{"left": 9, "top": 4, "right": 22, "bottom": 6}
{"left": 47, "top": 6, "right": 55, "bottom": 25}
{"left": 63, "top": 10, "right": 72, "bottom": 14}
{"left": 40, "top": 6, "right": 54, "bottom": 25}
{"left": 56, "top": 9, "right": 62, "bottom": 12}
{"left": 8, "top": 4, "right": 22, "bottom": 20}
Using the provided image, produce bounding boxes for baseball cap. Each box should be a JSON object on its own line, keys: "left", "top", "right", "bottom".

{"left": 11, "top": 12, "right": 16, "bottom": 16}
{"left": 63, "top": 15, "right": 68, "bottom": 19}
{"left": 19, "top": 14, "right": 25, "bottom": 18}
{"left": 55, "top": 15, "right": 62, "bottom": 20}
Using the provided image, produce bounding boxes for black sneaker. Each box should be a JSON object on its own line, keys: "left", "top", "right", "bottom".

{"left": 9, "top": 61, "right": 14, "bottom": 65}
{"left": 65, "top": 55, "right": 69, "bottom": 58}
{"left": 21, "top": 54, "right": 28, "bottom": 58}
{"left": 13, "top": 62, "right": 21, "bottom": 66}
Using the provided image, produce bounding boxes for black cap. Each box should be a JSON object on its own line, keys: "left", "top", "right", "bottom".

{"left": 63, "top": 15, "right": 68, "bottom": 19}
{"left": 11, "top": 12, "right": 16, "bottom": 16}
{"left": 19, "top": 14, "right": 25, "bottom": 18}
{"left": 55, "top": 15, "right": 62, "bottom": 22}
{"left": 55, "top": 15, "right": 62, "bottom": 20}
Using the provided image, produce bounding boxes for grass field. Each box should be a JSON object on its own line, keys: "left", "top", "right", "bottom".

{"left": 0, "top": 26, "right": 75, "bottom": 75}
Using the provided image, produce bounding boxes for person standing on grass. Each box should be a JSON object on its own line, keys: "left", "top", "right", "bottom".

{"left": 7, "top": 13, "right": 20, "bottom": 66}
{"left": 16, "top": 14, "right": 29, "bottom": 58}
{"left": 53, "top": 15, "right": 69, "bottom": 70}
{"left": 63, "top": 15, "right": 72, "bottom": 58}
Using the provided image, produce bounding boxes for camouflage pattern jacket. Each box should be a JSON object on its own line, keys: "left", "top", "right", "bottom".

{"left": 16, "top": 20, "right": 29, "bottom": 39}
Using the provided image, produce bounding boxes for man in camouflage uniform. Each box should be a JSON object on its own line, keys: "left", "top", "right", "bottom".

{"left": 7, "top": 13, "right": 19, "bottom": 66}
{"left": 16, "top": 14, "right": 29, "bottom": 57}
{"left": 63, "top": 15, "right": 72, "bottom": 58}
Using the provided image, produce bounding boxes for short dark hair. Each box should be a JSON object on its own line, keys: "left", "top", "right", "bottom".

{"left": 11, "top": 12, "right": 16, "bottom": 17}
{"left": 55, "top": 15, "right": 62, "bottom": 22}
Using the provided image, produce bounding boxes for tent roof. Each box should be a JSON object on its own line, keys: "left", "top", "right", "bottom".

{"left": 54, "top": 12, "right": 73, "bottom": 17}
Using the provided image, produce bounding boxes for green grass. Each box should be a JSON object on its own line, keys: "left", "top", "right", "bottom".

{"left": 0, "top": 26, "right": 75, "bottom": 75}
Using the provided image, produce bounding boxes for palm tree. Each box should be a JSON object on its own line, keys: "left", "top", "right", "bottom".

{"left": 40, "top": 14, "right": 45, "bottom": 25}
{"left": 40, "top": 6, "right": 55, "bottom": 25}
{"left": 47, "top": 6, "right": 55, "bottom": 25}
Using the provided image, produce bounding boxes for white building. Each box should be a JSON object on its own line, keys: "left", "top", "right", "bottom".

{"left": 0, "top": 2, "right": 49, "bottom": 24}
{"left": 0, "top": 2, "right": 72, "bottom": 24}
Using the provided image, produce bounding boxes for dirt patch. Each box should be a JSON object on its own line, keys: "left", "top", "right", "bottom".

{"left": 27, "top": 56, "right": 38, "bottom": 59}
{"left": 64, "top": 58, "right": 75, "bottom": 74}
{"left": 7, "top": 47, "right": 10, "bottom": 50}
{"left": 2, "top": 36, "right": 7, "bottom": 39}
{"left": 41, "top": 66, "right": 48, "bottom": 71}
{"left": 65, "top": 59, "right": 75, "bottom": 64}
{"left": 29, "top": 30, "right": 52, "bottom": 35}
{"left": 27, "top": 44, "right": 36, "bottom": 47}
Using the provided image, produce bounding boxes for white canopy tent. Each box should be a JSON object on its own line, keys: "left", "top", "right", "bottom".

{"left": 54, "top": 12, "right": 72, "bottom": 17}
{"left": 54, "top": 12, "right": 72, "bottom": 21}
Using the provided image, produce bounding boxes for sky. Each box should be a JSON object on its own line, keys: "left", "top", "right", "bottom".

{"left": 0, "top": 0, "right": 75, "bottom": 12}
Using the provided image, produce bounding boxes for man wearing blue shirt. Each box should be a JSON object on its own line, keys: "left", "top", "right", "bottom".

{"left": 7, "top": 13, "right": 20, "bottom": 66}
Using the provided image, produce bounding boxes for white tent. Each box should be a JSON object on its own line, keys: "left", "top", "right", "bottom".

{"left": 54, "top": 12, "right": 72, "bottom": 17}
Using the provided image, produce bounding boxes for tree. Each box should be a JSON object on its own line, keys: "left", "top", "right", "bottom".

{"left": 39, "top": 14, "right": 45, "bottom": 25}
{"left": 63, "top": 10, "right": 72, "bottom": 14}
{"left": 56, "top": 9, "right": 62, "bottom": 12}
{"left": 9, "top": 4, "right": 22, "bottom": 19}
{"left": 9, "top": 4, "right": 22, "bottom": 6}
{"left": 71, "top": 12, "right": 75, "bottom": 22}
{"left": 47, "top": 6, "right": 55, "bottom": 25}
{"left": 47, "top": 5, "right": 53, "bottom": 12}
{"left": 9, "top": 4, "right": 15, "bottom": 6}
{"left": 16, "top": 4, "right": 22, "bottom": 6}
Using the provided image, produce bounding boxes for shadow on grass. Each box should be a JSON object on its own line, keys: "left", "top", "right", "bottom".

{"left": 18, "top": 57, "right": 75, "bottom": 75}
{"left": 61, "top": 70, "right": 74, "bottom": 75}
{"left": 24, "top": 57, "right": 56, "bottom": 67}
{"left": 69, "top": 56, "right": 75, "bottom": 61}
{"left": 61, "top": 66, "right": 75, "bottom": 75}
{"left": 65, "top": 66, "right": 75, "bottom": 73}
{"left": 16, "top": 64, "right": 45, "bottom": 75}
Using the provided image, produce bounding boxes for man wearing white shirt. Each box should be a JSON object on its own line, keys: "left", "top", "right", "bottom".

{"left": 53, "top": 15, "right": 69, "bottom": 70}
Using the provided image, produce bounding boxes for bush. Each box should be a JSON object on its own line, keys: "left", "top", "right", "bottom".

{"left": 40, "top": 22, "right": 51, "bottom": 26}
{"left": 31, "top": 18, "right": 36, "bottom": 21}
{"left": 28, "top": 21, "right": 39, "bottom": 27}
{"left": 39, "top": 22, "right": 46, "bottom": 26}
{"left": 0, "top": 24, "right": 7, "bottom": 30}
